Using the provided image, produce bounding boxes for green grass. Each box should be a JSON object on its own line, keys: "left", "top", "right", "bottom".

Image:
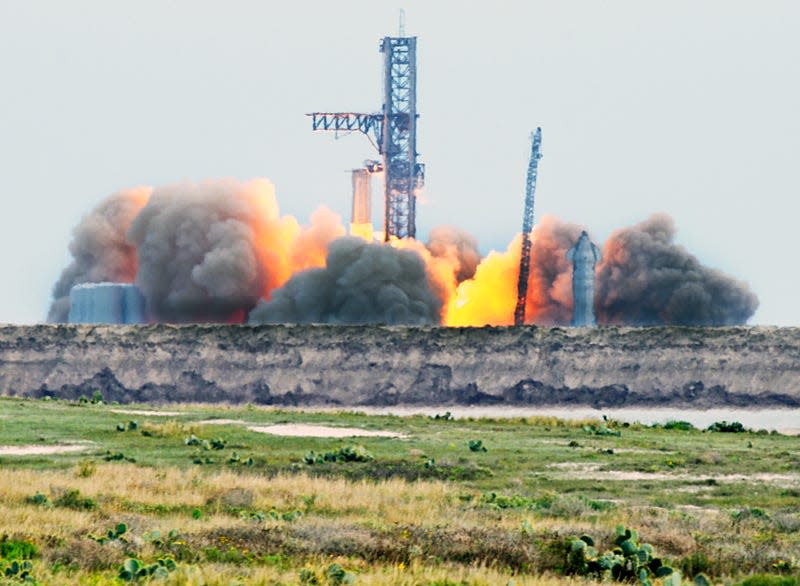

{"left": 0, "top": 397, "right": 798, "bottom": 584}
{"left": 1, "top": 397, "right": 799, "bottom": 504}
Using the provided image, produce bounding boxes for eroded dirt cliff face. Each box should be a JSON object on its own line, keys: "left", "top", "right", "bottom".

{"left": 0, "top": 325, "right": 798, "bottom": 407}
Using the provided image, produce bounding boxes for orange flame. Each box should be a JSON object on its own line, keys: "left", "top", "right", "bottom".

{"left": 241, "top": 179, "right": 346, "bottom": 303}
{"left": 437, "top": 215, "right": 578, "bottom": 326}
{"left": 444, "top": 234, "right": 521, "bottom": 326}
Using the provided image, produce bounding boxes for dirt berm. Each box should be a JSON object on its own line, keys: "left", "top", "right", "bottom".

{"left": 0, "top": 324, "right": 798, "bottom": 408}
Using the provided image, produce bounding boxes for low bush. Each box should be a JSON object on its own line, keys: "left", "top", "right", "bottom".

{"left": 53, "top": 489, "right": 96, "bottom": 511}
{"left": 185, "top": 435, "right": 226, "bottom": 450}
{"left": 326, "top": 562, "right": 355, "bottom": 585}
{"left": 139, "top": 421, "right": 195, "bottom": 438}
{"left": 430, "top": 412, "right": 453, "bottom": 421}
{"left": 707, "top": 421, "right": 746, "bottom": 433}
{"left": 735, "top": 576, "right": 798, "bottom": 586}
{"left": 76, "top": 460, "right": 96, "bottom": 478}
{"left": 479, "top": 491, "right": 614, "bottom": 516}
{"left": 24, "top": 493, "right": 49, "bottom": 507}
{"left": 103, "top": 451, "right": 136, "bottom": 463}
{"left": 304, "top": 445, "right": 373, "bottom": 464}
{"left": 0, "top": 536, "right": 37, "bottom": 560}
{"left": 583, "top": 423, "right": 622, "bottom": 437}
{"left": 116, "top": 420, "right": 138, "bottom": 432}
{"left": 467, "top": 439, "right": 487, "bottom": 452}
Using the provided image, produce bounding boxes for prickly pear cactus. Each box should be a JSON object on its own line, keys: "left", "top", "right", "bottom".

{"left": 566, "top": 525, "right": 681, "bottom": 585}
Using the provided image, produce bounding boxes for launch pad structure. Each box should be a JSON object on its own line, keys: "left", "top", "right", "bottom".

{"left": 308, "top": 34, "right": 425, "bottom": 241}
{"left": 514, "top": 128, "right": 543, "bottom": 326}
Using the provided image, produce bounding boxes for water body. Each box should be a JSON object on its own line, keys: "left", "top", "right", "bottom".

{"left": 311, "top": 406, "right": 800, "bottom": 435}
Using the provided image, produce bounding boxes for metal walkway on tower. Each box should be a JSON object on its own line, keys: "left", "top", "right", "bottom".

{"left": 308, "top": 32, "right": 424, "bottom": 241}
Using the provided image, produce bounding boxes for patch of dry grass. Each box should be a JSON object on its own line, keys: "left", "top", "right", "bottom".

{"left": 23, "top": 563, "right": 595, "bottom": 586}
{"left": 139, "top": 420, "right": 201, "bottom": 438}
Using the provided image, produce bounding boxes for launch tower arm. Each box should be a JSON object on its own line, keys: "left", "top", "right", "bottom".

{"left": 307, "top": 34, "right": 422, "bottom": 242}
{"left": 307, "top": 113, "right": 384, "bottom": 152}
{"left": 513, "top": 127, "right": 543, "bottom": 326}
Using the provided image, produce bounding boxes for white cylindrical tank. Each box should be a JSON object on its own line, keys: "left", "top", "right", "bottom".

{"left": 68, "top": 283, "right": 145, "bottom": 324}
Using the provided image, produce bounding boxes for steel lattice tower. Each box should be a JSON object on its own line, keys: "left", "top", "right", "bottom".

{"left": 308, "top": 33, "right": 424, "bottom": 241}
{"left": 514, "top": 128, "right": 543, "bottom": 326}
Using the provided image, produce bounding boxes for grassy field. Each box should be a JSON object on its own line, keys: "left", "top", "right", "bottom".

{"left": 0, "top": 397, "right": 798, "bottom": 585}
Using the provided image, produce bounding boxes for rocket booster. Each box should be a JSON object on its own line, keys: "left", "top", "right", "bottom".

{"left": 566, "top": 230, "right": 601, "bottom": 327}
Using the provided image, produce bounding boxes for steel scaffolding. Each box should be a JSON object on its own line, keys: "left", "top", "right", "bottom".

{"left": 514, "top": 128, "right": 543, "bottom": 326}
{"left": 308, "top": 34, "right": 424, "bottom": 241}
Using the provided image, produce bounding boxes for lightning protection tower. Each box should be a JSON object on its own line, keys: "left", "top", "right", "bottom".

{"left": 308, "top": 33, "right": 425, "bottom": 241}
{"left": 514, "top": 128, "right": 543, "bottom": 326}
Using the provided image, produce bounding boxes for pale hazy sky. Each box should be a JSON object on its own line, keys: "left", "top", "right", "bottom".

{"left": 1, "top": 1, "right": 798, "bottom": 325}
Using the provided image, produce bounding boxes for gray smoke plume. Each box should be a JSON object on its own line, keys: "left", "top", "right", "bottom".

{"left": 249, "top": 237, "right": 442, "bottom": 325}
{"left": 47, "top": 187, "right": 151, "bottom": 322}
{"left": 426, "top": 225, "right": 481, "bottom": 282}
{"left": 128, "top": 178, "right": 279, "bottom": 323}
{"left": 527, "top": 215, "right": 585, "bottom": 325}
{"left": 595, "top": 213, "right": 759, "bottom": 325}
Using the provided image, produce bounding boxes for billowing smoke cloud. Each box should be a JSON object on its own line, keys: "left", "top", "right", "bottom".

{"left": 595, "top": 213, "right": 759, "bottom": 325}
{"left": 248, "top": 237, "right": 441, "bottom": 325}
{"left": 525, "top": 216, "right": 584, "bottom": 325}
{"left": 48, "top": 178, "right": 758, "bottom": 327}
{"left": 444, "top": 215, "right": 582, "bottom": 326}
{"left": 128, "top": 178, "right": 343, "bottom": 323}
{"left": 426, "top": 226, "right": 480, "bottom": 283}
{"left": 47, "top": 187, "right": 151, "bottom": 322}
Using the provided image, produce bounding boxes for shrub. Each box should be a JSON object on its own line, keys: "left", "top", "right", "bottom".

{"left": 299, "top": 568, "right": 319, "bottom": 584}
{"left": 582, "top": 423, "right": 622, "bottom": 437}
{"left": 733, "top": 508, "right": 770, "bottom": 523}
{"left": 304, "top": 445, "right": 374, "bottom": 464}
{"left": 664, "top": 420, "right": 695, "bottom": 431}
{"left": 140, "top": 421, "right": 196, "bottom": 438}
{"left": 326, "top": 563, "right": 354, "bottom": 585}
{"left": 227, "top": 452, "right": 253, "bottom": 466}
{"left": 24, "top": 493, "right": 50, "bottom": 507}
{"left": 467, "top": 439, "right": 488, "bottom": 452}
{"left": 681, "top": 551, "right": 711, "bottom": 578}
{"left": 54, "top": 489, "right": 96, "bottom": 511}
{"left": 0, "top": 536, "right": 37, "bottom": 560}
{"left": 76, "top": 460, "right": 96, "bottom": 478}
{"left": 103, "top": 451, "right": 136, "bottom": 463}
{"left": 735, "top": 576, "right": 798, "bottom": 586}
{"left": 707, "top": 421, "right": 746, "bottom": 433}
{"left": 185, "top": 434, "right": 226, "bottom": 450}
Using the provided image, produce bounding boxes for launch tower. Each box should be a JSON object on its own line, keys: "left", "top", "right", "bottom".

{"left": 514, "top": 128, "right": 543, "bottom": 326}
{"left": 309, "top": 33, "right": 424, "bottom": 241}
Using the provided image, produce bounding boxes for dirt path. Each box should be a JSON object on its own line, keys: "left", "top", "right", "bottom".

{"left": 0, "top": 443, "right": 92, "bottom": 456}
{"left": 247, "top": 423, "right": 406, "bottom": 438}
{"left": 111, "top": 409, "right": 183, "bottom": 416}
